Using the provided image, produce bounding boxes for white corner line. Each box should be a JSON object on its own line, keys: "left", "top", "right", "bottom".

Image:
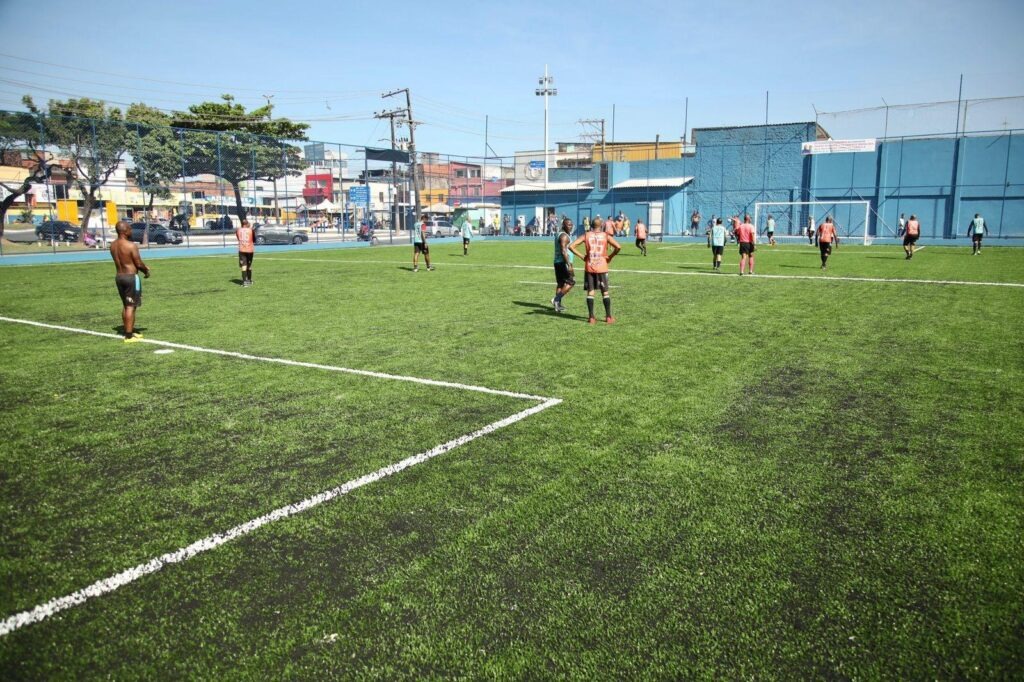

{"left": 0, "top": 314, "right": 562, "bottom": 636}
{"left": 0, "top": 316, "right": 548, "bottom": 401}
{"left": 0, "top": 397, "right": 562, "bottom": 637}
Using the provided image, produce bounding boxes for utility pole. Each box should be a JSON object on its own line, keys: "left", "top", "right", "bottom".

{"left": 263, "top": 94, "right": 280, "bottom": 224}
{"left": 578, "top": 118, "right": 606, "bottom": 161}
{"left": 383, "top": 88, "right": 419, "bottom": 225}
{"left": 374, "top": 108, "right": 406, "bottom": 235}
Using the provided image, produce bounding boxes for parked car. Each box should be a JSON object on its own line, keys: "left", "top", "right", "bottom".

{"left": 35, "top": 221, "right": 80, "bottom": 242}
{"left": 425, "top": 218, "right": 458, "bottom": 238}
{"left": 129, "top": 222, "right": 185, "bottom": 245}
{"left": 254, "top": 225, "right": 309, "bottom": 245}
{"left": 204, "top": 215, "right": 237, "bottom": 231}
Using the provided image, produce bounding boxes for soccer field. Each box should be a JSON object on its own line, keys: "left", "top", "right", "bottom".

{"left": 1, "top": 240, "right": 1022, "bottom": 678}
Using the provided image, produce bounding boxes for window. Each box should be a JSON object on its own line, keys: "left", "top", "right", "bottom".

{"left": 599, "top": 164, "right": 609, "bottom": 190}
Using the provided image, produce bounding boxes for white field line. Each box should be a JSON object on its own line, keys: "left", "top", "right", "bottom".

{"left": 0, "top": 315, "right": 561, "bottom": 636}
{"left": 0, "top": 397, "right": 561, "bottom": 637}
{"left": 0, "top": 316, "right": 546, "bottom": 401}
{"left": 516, "top": 280, "right": 623, "bottom": 288}
{"left": 258, "top": 257, "right": 1024, "bottom": 289}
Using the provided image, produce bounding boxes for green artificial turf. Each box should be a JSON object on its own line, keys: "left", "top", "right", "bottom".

{"left": 0, "top": 240, "right": 1021, "bottom": 678}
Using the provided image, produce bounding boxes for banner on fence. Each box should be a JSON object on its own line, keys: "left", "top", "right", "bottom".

{"left": 802, "top": 138, "right": 877, "bottom": 155}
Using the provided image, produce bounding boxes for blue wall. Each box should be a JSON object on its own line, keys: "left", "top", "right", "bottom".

{"left": 502, "top": 125, "right": 1023, "bottom": 239}
{"left": 810, "top": 131, "right": 1024, "bottom": 239}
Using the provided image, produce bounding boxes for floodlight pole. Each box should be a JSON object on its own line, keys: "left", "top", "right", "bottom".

{"left": 536, "top": 65, "right": 557, "bottom": 193}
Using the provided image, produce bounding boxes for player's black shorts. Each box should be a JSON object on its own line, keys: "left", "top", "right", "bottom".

{"left": 903, "top": 233, "right": 919, "bottom": 246}
{"left": 115, "top": 273, "right": 142, "bottom": 308}
{"left": 711, "top": 245, "right": 724, "bottom": 256}
{"left": 738, "top": 242, "right": 755, "bottom": 256}
{"left": 238, "top": 251, "right": 254, "bottom": 268}
{"left": 462, "top": 238, "right": 470, "bottom": 246}
{"left": 972, "top": 233, "right": 983, "bottom": 243}
{"left": 584, "top": 271, "right": 609, "bottom": 293}
{"left": 766, "top": 231, "right": 774, "bottom": 239}
{"left": 819, "top": 242, "right": 833, "bottom": 256}
{"left": 414, "top": 242, "right": 429, "bottom": 254}
{"left": 635, "top": 238, "right": 646, "bottom": 248}
{"left": 554, "top": 262, "right": 575, "bottom": 288}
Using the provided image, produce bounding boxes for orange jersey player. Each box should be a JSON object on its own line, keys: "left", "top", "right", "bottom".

{"left": 816, "top": 216, "right": 839, "bottom": 269}
{"left": 236, "top": 219, "right": 255, "bottom": 286}
{"left": 569, "top": 217, "right": 621, "bottom": 324}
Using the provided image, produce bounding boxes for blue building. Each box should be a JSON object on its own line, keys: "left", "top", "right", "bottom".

{"left": 501, "top": 123, "right": 1023, "bottom": 240}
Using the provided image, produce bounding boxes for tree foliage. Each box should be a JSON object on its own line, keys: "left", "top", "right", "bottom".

{"left": 25, "top": 96, "right": 129, "bottom": 230}
{"left": 0, "top": 108, "right": 49, "bottom": 237}
{"left": 171, "top": 95, "right": 309, "bottom": 220}
{"left": 125, "top": 103, "right": 180, "bottom": 212}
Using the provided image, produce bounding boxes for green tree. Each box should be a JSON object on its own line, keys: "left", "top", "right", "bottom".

{"left": 171, "top": 95, "right": 308, "bottom": 221}
{"left": 0, "top": 108, "right": 49, "bottom": 238}
{"left": 25, "top": 96, "right": 130, "bottom": 230}
{"left": 125, "top": 103, "right": 181, "bottom": 217}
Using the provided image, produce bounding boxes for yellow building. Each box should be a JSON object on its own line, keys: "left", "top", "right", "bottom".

{"left": 592, "top": 141, "right": 691, "bottom": 163}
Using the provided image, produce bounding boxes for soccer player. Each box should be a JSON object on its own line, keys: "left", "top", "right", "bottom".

{"left": 966, "top": 213, "right": 988, "bottom": 255}
{"left": 901, "top": 214, "right": 920, "bottom": 260}
{"left": 236, "top": 219, "right": 255, "bottom": 287}
{"left": 708, "top": 217, "right": 727, "bottom": 271}
{"left": 570, "top": 217, "right": 621, "bottom": 324}
{"left": 765, "top": 213, "right": 776, "bottom": 246}
{"left": 734, "top": 213, "right": 756, "bottom": 275}
{"left": 109, "top": 220, "right": 151, "bottom": 342}
{"left": 807, "top": 215, "right": 815, "bottom": 245}
{"left": 816, "top": 215, "right": 839, "bottom": 269}
{"left": 413, "top": 215, "right": 434, "bottom": 272}
{"left": 634, "top": 218, "right": 648, "bottom": 256}
{"left": 460, "top": 218, "right": 473, "bottom": 256}
{"left": 552, "top": 218, "right": 576, "bottom": 312}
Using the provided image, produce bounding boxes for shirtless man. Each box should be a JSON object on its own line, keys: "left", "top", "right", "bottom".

{"left": 110, "top": 220, "right": 151, "bottom": 342}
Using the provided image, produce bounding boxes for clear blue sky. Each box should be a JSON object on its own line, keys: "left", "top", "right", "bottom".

{"left": 1, "top": 0, "right": 1021, "bottom": 156}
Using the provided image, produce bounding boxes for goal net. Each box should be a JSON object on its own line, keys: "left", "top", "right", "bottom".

{"left": 754, "top": 200, "right": 872, "bottom": 245}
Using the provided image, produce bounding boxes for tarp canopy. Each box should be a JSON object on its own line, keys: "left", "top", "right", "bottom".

{"left": 364, "top": 146, "right": 410, "bottom": 164}
{"left": 428, "top": 203, "right": 453, "bottom": 213}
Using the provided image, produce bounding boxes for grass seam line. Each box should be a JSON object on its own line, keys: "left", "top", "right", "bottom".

{"left": 0, "top": 397, "right": 562, "bottom": 637}
{"left": 0, "top": 316, "right": 548, "bottom": 401}
{"left": 257, "top": 257, "right": 1024, "bottom": 288}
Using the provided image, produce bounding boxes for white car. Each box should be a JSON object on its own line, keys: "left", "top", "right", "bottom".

{"left": 425, "top": 219, "right": 458, "bottom": 238}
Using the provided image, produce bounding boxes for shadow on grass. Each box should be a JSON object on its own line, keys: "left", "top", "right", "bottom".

{"left": 112, "top": 325, "right": 148, "bottom": 335}
{"left": 779, "top": 264, "right": 820, "bottom": 270}
{"left": 230, "top": 278, "right": 244, "bottom": 285}
{"left": 512, "top": 300, "right": 588, "bottom": 321}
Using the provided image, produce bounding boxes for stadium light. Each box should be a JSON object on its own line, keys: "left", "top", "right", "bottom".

{"left": 535, "top": 65, "right": 557, "bottom": 193}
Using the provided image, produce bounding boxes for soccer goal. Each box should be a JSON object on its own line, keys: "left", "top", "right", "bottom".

{"left": 754, "top": 200, "right": 873, "bottom": 245}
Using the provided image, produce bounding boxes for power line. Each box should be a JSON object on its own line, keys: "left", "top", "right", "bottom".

{"left": 0, "top": 52, "right": 378, "bottom": 96}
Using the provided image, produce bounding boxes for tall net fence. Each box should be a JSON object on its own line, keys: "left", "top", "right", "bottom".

{"left": 2, "top": 98, "right": 1022, "bottom": 256}
{"left": 816, "top": 96, "right": 1024, "bottom": 139}
{"left": 0, "top": 109, "right": 520, "bottom": 254}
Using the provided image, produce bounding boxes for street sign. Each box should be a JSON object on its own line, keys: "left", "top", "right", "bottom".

{"left": 304, "top": 142, "right": 325, "bottom": 163}
{"left": 349, "top": 185, "right": 369, "bottom": 207}
{"left": 528, "top": 160, "right": 545, "bottom": 169}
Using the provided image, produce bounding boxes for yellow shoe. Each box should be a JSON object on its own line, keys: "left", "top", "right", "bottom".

{"left": 123, "top": 335, "right": 143, "bottom": 343}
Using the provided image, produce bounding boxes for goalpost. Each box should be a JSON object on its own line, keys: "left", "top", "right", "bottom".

{"left": 754, "top": 200, "right": 873, "bottom": 245}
